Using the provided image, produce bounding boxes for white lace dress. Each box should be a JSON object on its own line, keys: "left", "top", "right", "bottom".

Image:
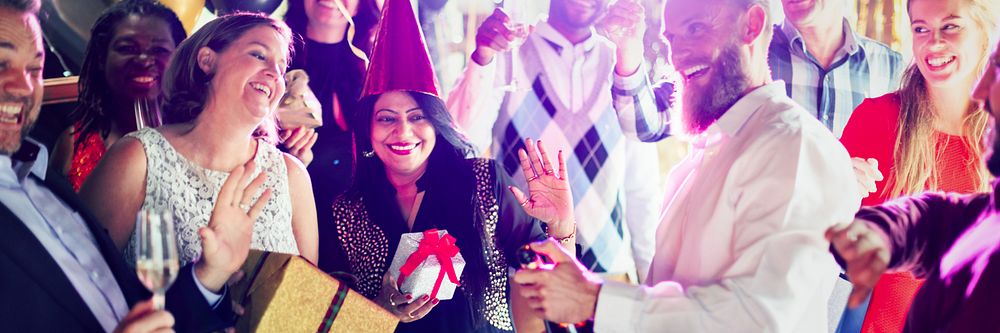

{"left": 124, "top": 128, "right": 299, "bottom": 265}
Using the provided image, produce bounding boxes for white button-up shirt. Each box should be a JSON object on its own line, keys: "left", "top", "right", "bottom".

{"left": 594, "top": 82, "right": 860, "bottom": 332}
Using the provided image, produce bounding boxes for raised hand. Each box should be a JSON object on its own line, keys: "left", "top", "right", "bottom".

{"left": 375, "top": 273, "right": 438, "bottom": 323}
{"left": 597, "top": 0, "right": 648, "bottom": 75}
{"left": 852, "top": 157, "right": 883, "bottom": 199}
{"left": 281, "top": 126, "right": 319, "bottom": 167}
{"left": 509, "top": 139, "right": 574, "bottom": 237}
{"left": 113, "top": 298, "right": 175, "bottom": 333}
{"left": 194, "top": 160, "right": 272, "bottom": 293}
{"left": 472, "top": 8, "right": 532, "bottom": 66}
{"left": 825, "top": 220, "right": 891, "bottom": 308}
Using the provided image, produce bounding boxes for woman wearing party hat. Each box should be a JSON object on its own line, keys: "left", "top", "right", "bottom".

{"left": 326, "top": 0, "right": 576, "bottom": 331}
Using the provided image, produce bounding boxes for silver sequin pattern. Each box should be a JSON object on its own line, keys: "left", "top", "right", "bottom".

{"left": 472, "top": 159, "right": 514, "bottom": 331}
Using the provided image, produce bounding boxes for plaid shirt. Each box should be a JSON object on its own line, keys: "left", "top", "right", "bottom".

{"left": 768, "top": 19, "right": 904, "bottom": 137}
{"left": 612, "top": 20, "right": 904, "bottom": 141}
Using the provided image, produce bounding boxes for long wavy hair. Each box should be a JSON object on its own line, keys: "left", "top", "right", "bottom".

{"left": 284, "top": 0, "right": 380, "bottom": 56}
{"left": 69, "top": 0, "right": 185, "bottom": 148}
{"left": 347, "top": 91, "right": 475, "bottom": 195}
{"left": 889, "top": 0, "right": 1000, "bottom": 198}
{"left": 161, "top": 12, "right": 293, "bottom": 143}
{"left": 345, "top": 91, "right": 504, "bottom": 328}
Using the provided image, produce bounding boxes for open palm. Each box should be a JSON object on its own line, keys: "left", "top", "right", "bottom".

{"left": 509, "top": 139, "right": 573, "bottom": 227}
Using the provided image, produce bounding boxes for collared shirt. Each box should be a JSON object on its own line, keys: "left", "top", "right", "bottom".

{"left": 594, "top": 82, "right": 861, "bottom": 332}
{"left": 447, "top": 21, "right": 662, "bottom": 280}
{"left": 0, "top": 140, "right": 221, "bottom": 332}
{"left": 768, "top": 19, "right": 904, "bottom": 137}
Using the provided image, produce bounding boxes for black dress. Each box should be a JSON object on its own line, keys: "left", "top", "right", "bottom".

{"left": 330, "top": 157, "right": 545, "bottom": 333}
{"left": 289, "top": 37, "right": 367, "bottom": 274}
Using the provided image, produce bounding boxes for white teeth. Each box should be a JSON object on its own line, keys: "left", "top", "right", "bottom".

{"left": 250, "top": 82, "right": 271, "bottom": 98}
{"left": 133, "top": 76, "right": 154, "bottom": 83}
{"left": 0, "top": 103, "right": 21, "bottom": 124}
{"left": 390, "top": 143, "right": 417, "bottom": 151}
{"left": 683, "top": 65, "right": 709, "bottom": 78}
{"left": 927, "top": 56, "right": 955, "bottom": 67}
{"left": 0, "top": 104, "right": 21, "bottom": 115}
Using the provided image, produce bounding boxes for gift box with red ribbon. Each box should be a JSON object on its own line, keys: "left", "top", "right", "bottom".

{"left": 388, "top": 229, "right": 465, "bottom": 300}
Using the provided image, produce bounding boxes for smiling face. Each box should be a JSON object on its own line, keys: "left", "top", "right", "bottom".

{"left": 304, "top": 0, "right": 359, "bottom": 28}
{"left": 0, "top": 8, "right": 42, "bottom": 155}
{"left": 370, "top": 91, "right": 436, "bottom": 178}
{"left": 909, "top": 0, "right": 990, "bottom": 88}
{"left": 662, "top": 0, "right": 751, "bottom": 134}
{"left": 550, "top": 0, "right": 608, "bottom": 29}
{"left": 201, "top": 25, "right": 289, "bottom": 121}
{"left": 103, "top": 14, "right": 176, "bottom": 103}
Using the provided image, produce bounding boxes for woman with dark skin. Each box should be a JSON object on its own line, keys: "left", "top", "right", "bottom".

{"left": 50, "top": 0, "right": 186, "bottom": 191}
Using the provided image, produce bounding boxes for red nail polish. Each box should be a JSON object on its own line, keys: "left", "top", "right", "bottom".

{"left": 422, "top": 295, "right": 430, "bottom": 301}
{"left": 406, "top": 295, "right": 413, "bottom": 300}
{"left": 432, "top": 298, "right": 439, "bottom": 305}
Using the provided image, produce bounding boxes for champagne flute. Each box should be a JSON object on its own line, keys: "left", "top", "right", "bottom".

{"left": 135, "top": 208, "right": 180, "bottom": 310}
{"left": 500, "top": 0, "right": 532, "bottom": 92}
{"left": 134, "top": 98, "right": 163, "bottom": 130}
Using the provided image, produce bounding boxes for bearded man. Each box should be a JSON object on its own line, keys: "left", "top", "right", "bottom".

{"left": 511, "top": 0, "right": 861, "bottom": 331}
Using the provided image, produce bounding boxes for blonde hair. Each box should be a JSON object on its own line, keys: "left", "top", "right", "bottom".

{"left": 889, "top": 0, "right": 1000, "bottom": 198}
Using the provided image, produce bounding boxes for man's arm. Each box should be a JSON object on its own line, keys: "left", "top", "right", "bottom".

{"left": 611, "top": 67, "right": 676, "bottom": 142}
{"left": 853, "top": 192, "right": 990, "bottom": 277}
{"left": 602, "top": 0, "right": 675, "bottom": 142}
{"left": 595, "top": 126, "right": 860, "bottom": 332}
{"left": 444, "top": 8, "right": 511, "bottom": 152}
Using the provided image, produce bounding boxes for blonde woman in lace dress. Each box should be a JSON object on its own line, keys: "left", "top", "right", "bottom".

{"left": 81, "top": 13, "right": 318, "bottom": 265}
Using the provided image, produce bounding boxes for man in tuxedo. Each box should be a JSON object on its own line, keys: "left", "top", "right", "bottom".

{"left": 0, "top": 0, "right": 263, "bottom": 331}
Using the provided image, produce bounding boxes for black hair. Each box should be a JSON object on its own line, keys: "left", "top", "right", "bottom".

{"left": 347, "top": 91, "right": 475, "bottom": 195}
{"left": 68, "top": 0, "right": 185, "bottom": 148}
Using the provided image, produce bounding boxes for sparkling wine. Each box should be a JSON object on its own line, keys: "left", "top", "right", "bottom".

{"left": 136, "top": 259, "right": 179, "bottom": 293}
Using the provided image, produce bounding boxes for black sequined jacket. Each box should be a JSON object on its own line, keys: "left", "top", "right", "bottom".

{"left": 330, "top": 158, "right": 545, "bottom": 333}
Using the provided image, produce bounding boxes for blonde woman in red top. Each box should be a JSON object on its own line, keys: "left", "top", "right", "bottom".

{"left": 839, "top": 0, "right": 999, "bottom": 331}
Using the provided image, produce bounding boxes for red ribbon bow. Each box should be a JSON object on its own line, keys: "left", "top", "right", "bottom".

{"left": 398, "top": 229, "right": 461, "bottom": 300}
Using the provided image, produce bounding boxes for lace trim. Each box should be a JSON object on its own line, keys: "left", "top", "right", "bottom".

{"left": 124, "top": 128, "right": 298, "bottom": 265}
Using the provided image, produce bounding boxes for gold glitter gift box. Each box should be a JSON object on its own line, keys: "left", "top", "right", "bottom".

{"left": 231, "top": 250, "right": 399, "bottom": 333}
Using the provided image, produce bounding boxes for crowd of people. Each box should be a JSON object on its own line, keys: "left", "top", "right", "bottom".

{"left": 1, "top": 0, "right": 999, "bottom": 332}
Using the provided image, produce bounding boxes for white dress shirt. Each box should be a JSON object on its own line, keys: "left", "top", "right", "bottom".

{"left": 594, "top": 82, "right": 860, "bottom": 332}
{"left": 0, "top": 141, "right": 222, "bottom": 332}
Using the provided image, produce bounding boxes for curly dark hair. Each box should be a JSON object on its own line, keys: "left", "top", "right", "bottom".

{"left": 68, "top": 0, "right": 185, "bottom": 149}
{"left": 161, "top": 12, "right": 293, "bottom": 142}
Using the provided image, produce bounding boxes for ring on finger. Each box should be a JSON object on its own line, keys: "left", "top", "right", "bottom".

{"left": 238, "top": 203, "right": 250, "bottom": 211}
{"left": 544, "top": 169, "right": 554, "bottom": 175}
{"left": 520, "top": 198, "right": 530, "bottom": 207}
{"left": 526, "top": 175, "right": 539, "bottom": 182}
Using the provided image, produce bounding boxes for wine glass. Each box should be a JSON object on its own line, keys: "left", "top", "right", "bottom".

{"left": 134, "top": 98, "right": 163, "bottom": 130}
{"left": 499, "top": 0, "right": 532, "bottom": 92}
{"left": 135, "top": 208, "right": 180, "bottom": 310}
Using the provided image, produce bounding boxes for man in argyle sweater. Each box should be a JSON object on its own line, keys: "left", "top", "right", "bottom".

{"left": 447, "top": 0, "right": 661, "bottom": 281}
